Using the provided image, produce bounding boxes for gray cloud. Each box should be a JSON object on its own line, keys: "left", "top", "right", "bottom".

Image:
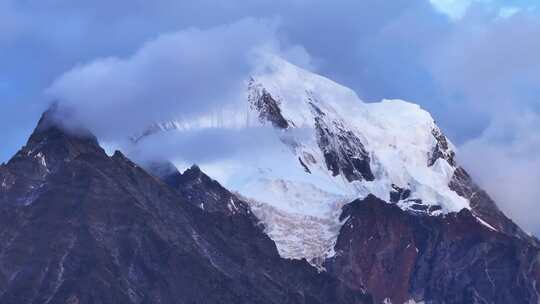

{"left": 460, "top": 111, "right": 540, "bottom": 235}
{"left": 428, "top": 9, "right": 540, "bottom": 111}
{"left": 425, "top": 9, "right": 540, "bottom": 235}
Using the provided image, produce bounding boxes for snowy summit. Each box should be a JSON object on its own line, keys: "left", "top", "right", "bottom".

{"left": 134, "top": 56, "right": 471, "bottom": 265}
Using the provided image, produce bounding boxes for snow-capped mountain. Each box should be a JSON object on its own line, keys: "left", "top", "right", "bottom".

{"left": 1, "top": 58, "right": 540, "bottom": 304}
{"left": 132, "top": 56, "right": 506, "bottom": 265}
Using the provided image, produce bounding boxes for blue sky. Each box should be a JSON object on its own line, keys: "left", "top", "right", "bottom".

{"left": 1, "top": 0, "right": 540, "bottom": 234}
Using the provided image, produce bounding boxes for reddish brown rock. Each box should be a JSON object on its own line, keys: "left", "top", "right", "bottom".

{"left": 328, "top": 195, "right": 540, "bottom": 304}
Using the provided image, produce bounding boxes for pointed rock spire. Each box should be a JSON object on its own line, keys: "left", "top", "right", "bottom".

{"left": 7, "top": 103, "right": 104, "bottom": 177}
{"left": 29, "top": 102, "right": 99, "bottom": 147}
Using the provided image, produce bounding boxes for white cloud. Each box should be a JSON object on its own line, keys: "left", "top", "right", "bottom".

{"left": 460, "top": 111, "right": 540, "bottom": 235}
{"left": 424, "top": 7, "right": 540, "bottom": 234}
{"left": 429, "top": 0, "right": 475, "bottom": 19}
{"left": 428, "top": 0, "right": 526, "bottom": 20}
{"left": 498, "top": 7, "right": 521, "bottom": 18}
{"left": 46, "top": 18, "right": 304, "bottom": 141}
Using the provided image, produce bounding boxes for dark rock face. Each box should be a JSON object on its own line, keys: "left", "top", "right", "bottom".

{"left": 0, "top": 110, "right": 371, "bottom": 304}
{"left": 389, "top": 186, "right": 443, "bottom": 216}
{"left": 248, "top": 81, "right": 290, "bottom": 129}
{"left": 327, "top": 195, "right": 540, "bottom": 304}
{"left": 449, "top": 166, "right": 534, "bottom": 242}
{"left": 298, "top": 157, "right": 312, "bottom": 174}
{"left": 130, "top": 121, "right": 185, "bottom": 144}
{"left": 0, "top": 105, "right": 104, "bottom": 207}
{"left": 149, "top": 162, "right": 254, "bottom": 218}
{"left": 310, "top": 103, "right": 374, "bottom": 182}
{"left": 389, "top": 184, "right": 411, "bottom": 203}
{"left": 428, "top": 127, "right": 456, "bottom": 167}
{"left": 428, "top": 127, "right": 530, "bottom": 242}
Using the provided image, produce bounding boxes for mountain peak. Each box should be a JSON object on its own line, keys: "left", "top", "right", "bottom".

{"left": 30, "top": 102, "right": 99, "bottom": 147}
{"left": 144, "top": 160, "right": 181, "bottom": 179}
{"left": 5, "top": 103, "right": 104, "bottom": 182}
{"left": 126, "top": 56, "right": 528, "bottom": 265}
{"left": 34, "top": 102, "right": 60, "bottom": 133}
{"left": 182, "top": 164, "right": 203, "bottom": 178}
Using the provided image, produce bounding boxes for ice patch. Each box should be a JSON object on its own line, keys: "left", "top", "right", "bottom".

{"left": 242, "top": 193, "right": 347, "bottom": 269}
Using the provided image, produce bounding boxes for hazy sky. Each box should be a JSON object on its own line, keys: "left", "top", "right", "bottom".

{"left": 1, "top": 0, "right": 540, "bottom": 234}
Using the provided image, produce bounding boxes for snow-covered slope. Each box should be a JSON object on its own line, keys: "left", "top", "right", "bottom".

{"left": 133, "top": 56, "right": 470, "bottom": 265}
{"left": 246, "top": 57, "right": 467, "bottom": 212}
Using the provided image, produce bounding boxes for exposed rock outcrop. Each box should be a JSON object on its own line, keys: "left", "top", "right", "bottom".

{"left": 310, "top": 102, "right": 374, "bottom": 182}
{"left": 327, "top": 195, "right": 540, "bottom": 304}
